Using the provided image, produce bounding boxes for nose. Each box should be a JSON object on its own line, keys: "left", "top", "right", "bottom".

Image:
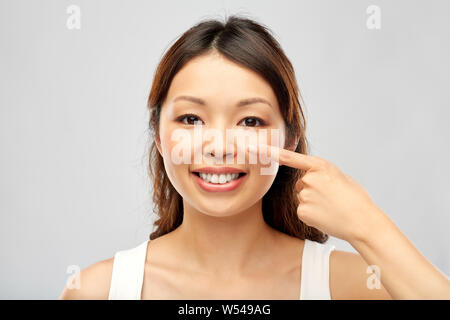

{"left": 204, "top": 148, "right": 234, "bottom": 163}
{"left": 191, "top": 120, "right": 258, "bottom": 166}
{"left": 191, "top": 118, "right": 242, "bottom": 165}
{"left": 203, "top": 130, "right": 236, "bottom": 164}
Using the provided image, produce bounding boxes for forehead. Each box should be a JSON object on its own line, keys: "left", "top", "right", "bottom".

{"left": 165, "top": 52, "right": 279, "bottom": 108}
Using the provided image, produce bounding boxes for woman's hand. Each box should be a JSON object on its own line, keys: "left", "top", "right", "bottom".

{"left": 249, "top": 143, "right": 387, "bottom": 243}
{"left": 249, "top": 143, "right": 450, "bottom": 299}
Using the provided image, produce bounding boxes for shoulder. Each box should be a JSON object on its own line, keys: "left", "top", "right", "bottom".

{"left": 59, "top": 257, "right": 114, "bottom": 300}
{"left": 329, "top": 249, "right": 392, "bottom": 299}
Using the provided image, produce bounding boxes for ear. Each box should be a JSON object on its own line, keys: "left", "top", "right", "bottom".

{"left": 155, "top": 134, "right": 162, "bottom": 156}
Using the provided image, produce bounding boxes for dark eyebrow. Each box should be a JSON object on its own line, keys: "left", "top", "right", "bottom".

{"left": 173, "top": 95, "right": 273, "bottom": 108}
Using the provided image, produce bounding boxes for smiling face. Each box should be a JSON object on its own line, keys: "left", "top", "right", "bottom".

{"left": 155, "top": 51, "right": 287, "bottom": 217}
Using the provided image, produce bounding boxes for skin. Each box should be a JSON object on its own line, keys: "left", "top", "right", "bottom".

{"left": 59, "top": 51, "right": 449, "bottom": 300}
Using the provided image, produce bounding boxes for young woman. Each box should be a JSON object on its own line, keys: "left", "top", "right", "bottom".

{"left": 60, "top": 15, "right": 450, "bottom": 300}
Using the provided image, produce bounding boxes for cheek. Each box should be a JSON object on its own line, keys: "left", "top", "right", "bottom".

{"left": 161, "top": 152, "right": 192, "bottom": 204}
{"left": 159, "top": 124, "right": 195, "bottom": 162}
{"left": 158, "top": 125, "right": 193, "bottom": 193}
{"left": 159, "top": 124, "right": 179, "bottom": 158}
{"left": 248, "top": 125, "right": 286, "bottom": 152}
{"left": 251, "top": 172, "right": 277, "bottom": 197}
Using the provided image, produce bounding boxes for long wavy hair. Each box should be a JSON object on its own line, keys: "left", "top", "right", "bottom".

{"left": 147, "top": 15, "right": 328, "bottom": 243}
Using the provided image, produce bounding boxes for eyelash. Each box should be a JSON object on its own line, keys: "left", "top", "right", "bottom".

{"left": 176, "top": 114, "right": 267, "bottom": 127}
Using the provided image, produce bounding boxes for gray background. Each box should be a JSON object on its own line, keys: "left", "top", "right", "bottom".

{"left": 1, "top": 0, "right": 449, "bottom": 299}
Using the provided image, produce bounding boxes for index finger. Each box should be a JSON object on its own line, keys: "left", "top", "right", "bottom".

{"left": 247, "top": 143, "right": 320, "bottom": 171}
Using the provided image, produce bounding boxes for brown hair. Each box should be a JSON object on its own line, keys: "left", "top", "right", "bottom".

{"left": 147, "top": 15, "right": 328, "bottom": 243}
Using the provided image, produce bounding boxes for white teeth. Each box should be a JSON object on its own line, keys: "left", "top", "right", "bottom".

{"left": 197, "top": 172, "right": 241, "bottom": 184}
{"left": 219, "top": 174, "right": 227, "bottom": 184}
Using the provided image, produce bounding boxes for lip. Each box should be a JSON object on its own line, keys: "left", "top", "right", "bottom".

{"left": 191, "top": 168, "right": 247, "bottom": 192}
{"left": 191, "top": 167, "right": 246, "bottom": 175}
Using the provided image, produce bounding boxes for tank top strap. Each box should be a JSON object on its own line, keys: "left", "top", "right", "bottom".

{"left": 108, "top": 240, "right": 149, "bottom": 300}
{"left": 299, "top": 238, "right": 336, "bottom": 300}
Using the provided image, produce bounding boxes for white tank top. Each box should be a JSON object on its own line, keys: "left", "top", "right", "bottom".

{"left": 108, "top": 238, "right": 335, "bottom": 300}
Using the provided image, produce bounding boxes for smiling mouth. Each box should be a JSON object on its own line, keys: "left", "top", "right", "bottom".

{"left": 191, "top": 171, "right": 247, "bottom": 184}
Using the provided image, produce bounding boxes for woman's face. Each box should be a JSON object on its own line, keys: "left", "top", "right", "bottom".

{"left": 156, "top": 51, "right": 287, "bottom": 217}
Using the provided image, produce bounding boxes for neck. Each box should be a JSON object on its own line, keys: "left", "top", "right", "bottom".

{"left": 171, "top": 198, "right": 278, "bottom": 279}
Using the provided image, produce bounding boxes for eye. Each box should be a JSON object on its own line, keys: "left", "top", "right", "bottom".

{"left": 176, "top": 114, "right": 204, "bottom": 125}
{"left": 238, "top": 117, "right": 266, "bottom": 127}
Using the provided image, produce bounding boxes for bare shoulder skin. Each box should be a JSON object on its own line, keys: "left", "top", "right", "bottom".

{"left": 59, "top": 257, "right": 114, "bottom": 300}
